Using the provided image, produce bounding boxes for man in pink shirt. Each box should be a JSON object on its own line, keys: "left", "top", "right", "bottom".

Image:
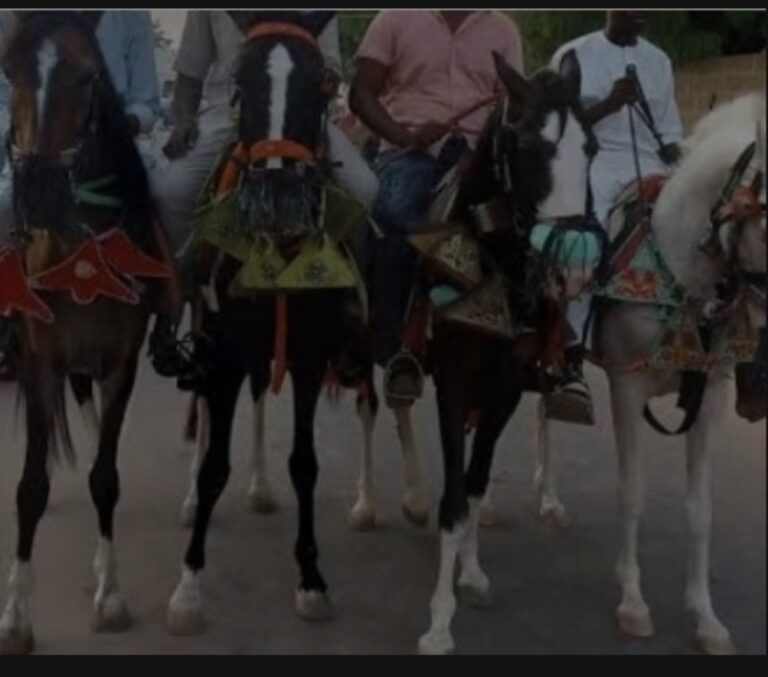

{"left": 350, "top": 10, "right": 524, "bottom": 405}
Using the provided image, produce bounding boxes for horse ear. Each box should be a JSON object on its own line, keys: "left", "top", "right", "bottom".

{"left": 558, "top": 49, "right": 581, "bottom": 106}
{"left": 492, "top": 50, "right": 532, "bottom": 121}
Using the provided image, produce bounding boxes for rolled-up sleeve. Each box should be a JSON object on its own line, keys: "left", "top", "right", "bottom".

{"left": 354, "top": 11, "right": 397, "bottom": 68}
{"left": 124, "top": 11, "right": 161, "bottom": 134}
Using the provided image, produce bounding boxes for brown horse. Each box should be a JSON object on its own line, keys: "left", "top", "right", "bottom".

{"left": 0, "top": 12, "right": 172, "bottom": 654}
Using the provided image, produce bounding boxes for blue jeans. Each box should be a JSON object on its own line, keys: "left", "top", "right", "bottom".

{"left": 370, "top": 135, "right": 469, "bottom": 366}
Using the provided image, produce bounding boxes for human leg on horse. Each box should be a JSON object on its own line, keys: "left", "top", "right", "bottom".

{"left": 549, "top": 12, "right": 684, "bottom": 422}
{"left": 150, "top": 11, "right": 378, "bottom": 386}
{"left": 367, "top": 137, "right": 469, "bottom": 405}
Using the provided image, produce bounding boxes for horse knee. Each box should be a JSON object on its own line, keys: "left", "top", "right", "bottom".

{"left": 196, "top": 453, "right": 230, "bottom": 503}
{"left": 88, "top": 465, "right": 120, "bottom": 512}
{"left": 289, "top": 444, "right": 318, "bottom": 490}
{"left": 17, "top": 470, "right": 50, "bottom": 525}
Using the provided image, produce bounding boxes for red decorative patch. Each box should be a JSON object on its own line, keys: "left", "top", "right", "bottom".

{"left": 31, "top": 238, "right": 139, "bottom": 305}
{"left": 97, "top": 228, "right": 173, "bottom": 278}
{"left": 614, "top": 269, "right": 658, "bottom": 302}
{"left": 0, "top": 247, "right": 54, "bottom": 324}
{"left": 639, "top": 174, "right": 667, "bottom": 203}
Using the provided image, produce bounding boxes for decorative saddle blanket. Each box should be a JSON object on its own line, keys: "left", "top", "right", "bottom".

{"left": 594, "top": 175, "right": 759, "bottom": 373}
{"left": 192, "top": 143, "right": 367, "bottom": 293}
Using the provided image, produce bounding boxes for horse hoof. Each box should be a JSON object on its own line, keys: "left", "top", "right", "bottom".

{"left": 478, "top": 503, "right": 497, "bottom": 527}
{"left": 617, "top": 605, "right": 654, "bottom": 638}
{"left": 457, "top": 581, "right": 493, "bottom": 609}
{"left": 695, "top": 631, "right": 737, "bottom": 656}
{"left": 0, "top": 625, "right": 34, "bottom": 655}
{"left": 92, "top": 594, "right": 132, "bottom": 633}
{"left": 179, "top": 499, "right": 197, "bottom": 528}
{"left": 417, "top": 630, "right": 455, "bottom": 655}
{"left": 295, "top": 589, "right": 334, "bottom": 622}
{"left": 248, "top": 486, "right": 279, "bottom": 514}
{"left": 402, "top": 500, "right": 429, "bottom": 528}
{"left": 348, "top": 502, "right": 377, "bottom": 531}
{"left": 166, "top": 602, "right": 205, "bottom": 636}
{"left": 539, "top": 504, "right": 571, "bottom": 530}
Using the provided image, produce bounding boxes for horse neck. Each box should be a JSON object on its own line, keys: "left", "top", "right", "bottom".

{"left": 453, "top": 132, "right": 501, "bottom": 218}
{"left": 652, "top": 138, "right": 746, "bottom": 300}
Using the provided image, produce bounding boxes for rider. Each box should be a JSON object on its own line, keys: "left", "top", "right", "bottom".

{"left": 0, "top": 10, "right": 164, "bottom": 375}
{"left": 151, "top": 10, "right": 379, "bottom": 380}
{"left": 350, "top": 10, "right": 524, "bottom": 406}
{"left": 549, "top": 10, "right": 683, "bottom": 412}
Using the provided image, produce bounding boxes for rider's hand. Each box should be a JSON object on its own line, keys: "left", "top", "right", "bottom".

{"left": 411, "top": 121, "right": 449, "bottom": 149}
{"left": 163, "top": 120, "right": 200, "bottom": 160}
{"left": 606, "top": 77, "right": 639, "bottom": 113}
{"left": 657, "top": 142, "right": 681, "bottom": 166}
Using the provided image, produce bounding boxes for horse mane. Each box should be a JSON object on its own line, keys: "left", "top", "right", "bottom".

{"left": 453, "top": 67, "right": 568, "bottom": 222}
{"left": 653, "top": 92, "right": 766, "bottom": 296}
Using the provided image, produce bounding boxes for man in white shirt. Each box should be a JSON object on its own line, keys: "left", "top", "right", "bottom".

{"left": 549, "top": 11, "right": 683, "bottom": 412}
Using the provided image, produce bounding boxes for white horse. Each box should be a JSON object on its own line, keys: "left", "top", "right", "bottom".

{"left": 539, "top": 92, "right": 766, "bottom": 655}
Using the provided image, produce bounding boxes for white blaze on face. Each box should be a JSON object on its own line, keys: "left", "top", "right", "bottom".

{"left": 35, "top": 39, "right": 59, "bottom": 147}
{"left": 265, "top": 44, "right": 294, "bottom": 170}
{"left": 537, "top": 110, "right": 590, "bottom": 220}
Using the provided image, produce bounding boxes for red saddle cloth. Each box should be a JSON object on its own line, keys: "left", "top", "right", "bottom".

{"left": 0, "top": 247, "right": 54, "bottom": 324}
{"left": 1, "top": 222, "right": 174, "bottom": 321}
{"left": 97, "top": 228, "right": 173, "bottom": 278}
{"left": 31, "top": 238, "right": 139, "bottom": 306}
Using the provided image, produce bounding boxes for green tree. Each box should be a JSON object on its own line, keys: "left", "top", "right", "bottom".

{"left": 338, "top": 11, "right": 766, "bottom": 77}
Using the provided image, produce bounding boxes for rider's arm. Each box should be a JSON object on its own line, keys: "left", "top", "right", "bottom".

{"left": 553, "top": 47, "right": 637, "bottom": 129}
{"left": 123, "top": 11, "right": 161, "bottom": 136}
{"left": 349, "top": 58, "right": 413, "bottom": 149}
{"left": 163, "top": 11, "right": 213, "bottom": 159}
{"left": 348, "top": 13, "right": 414, "bottom": 149}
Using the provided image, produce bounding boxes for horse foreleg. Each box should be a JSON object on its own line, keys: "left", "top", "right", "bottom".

{"left": 0, "top": 374, "right": 54, "bottom": 655}
{"left": 167, "top": 360, "right": 244, "bottom": 636}
{"left": 395, "top": 405, "right": 429, "bottom": 527}
{"left": 290, "top": 363, "right": 333, "bottom": 621}
{"left": 685, "top": 377, "right": 736, "bottom": 655}
{"left": 247, "top": 366, "right": 278, "bottom": 513}
{"left": 534, "top": 397, "right": 571, "bottom": 529}
{"left": 89, "top": 358, "right": 138, "bottom": 633}
{"left": 349, "top": 387, "right": 378, "bottom": 531}
{"left": 459, "top": 388, "right": 521, "bottom": 607}
{"left": 610, "top": 372, "right": 654, "bottom": 638}
{"left": 180, "top": 394, "right": 209, "bottom": 528}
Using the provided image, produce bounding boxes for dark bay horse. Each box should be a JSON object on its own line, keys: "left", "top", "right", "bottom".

{"left": 414, "top": 57, "right": 596, "bottom": 654}
{"left": 0, "top": 12, "right": 172, "bottom": 654}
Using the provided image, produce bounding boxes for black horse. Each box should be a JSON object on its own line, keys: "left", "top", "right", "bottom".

{"left": 166, "top": 12, "right": 371, "bottom": 633}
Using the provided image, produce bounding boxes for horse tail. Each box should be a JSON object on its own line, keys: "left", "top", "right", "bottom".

{"left": 17, "top": 370, "right": 76, "bottom": 465}
{"left": 184, "top": 393, "right": 199, "bottom": 443}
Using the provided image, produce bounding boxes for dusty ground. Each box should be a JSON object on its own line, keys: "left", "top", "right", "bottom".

{"left": 0, "top": 358, "right": 764, "bottom": 655}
